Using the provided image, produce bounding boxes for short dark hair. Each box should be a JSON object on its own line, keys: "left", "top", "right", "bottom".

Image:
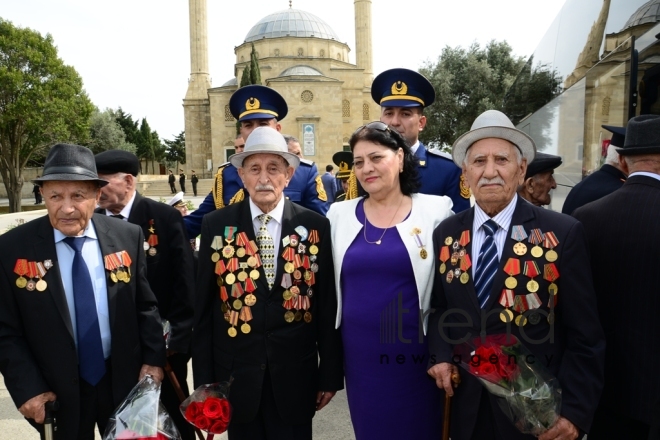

{"left": 349, "top": 122, "right": 420, "bottom": 196}
{"left": 283, "top": 134, "right": 299, "bottom": 145}
{"left": 325, "top": 164, "right": 333, "bottom": 172}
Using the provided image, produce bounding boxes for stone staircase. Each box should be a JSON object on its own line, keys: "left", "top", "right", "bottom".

{"left": 137, "top": 178, "right": 214, "bottom": 198}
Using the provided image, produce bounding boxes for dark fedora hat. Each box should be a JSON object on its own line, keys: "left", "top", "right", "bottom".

{"left": 33, "top": 143, "right": 108, "bottom": 186}
{"left": 617, "top": 115, "right": 660, "bottom": 155}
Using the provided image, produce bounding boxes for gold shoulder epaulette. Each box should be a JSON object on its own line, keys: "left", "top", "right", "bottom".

{"left": 345, "top": 169, "right": 359, "bottom": 200}
{"left": 460, "top": 175, "right": 471, "bottom": 199}
{"left": 212, "top": 165, "right": 229, "bottom": 209}
{"left": 315, "top": 175, "right": 328, "bottom": 202}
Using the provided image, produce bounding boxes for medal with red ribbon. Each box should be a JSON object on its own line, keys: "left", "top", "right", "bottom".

{"left": 235, "top": 232, "right": 249, "bottom": 258}
{"left": 147, "top": 219, "right": 158, "bottom": 256}
{"left": 438, "top": 246, "right": 450, "bottom": 274}
{"left": 25, "top": 262, "right": 38, "bottom": 291}
{"left": 223, "top": 226, "right": 236, "bottom": 258}
{"left": 227, "top": 310, "right": 239, "bottom": 337}
{"left": 503, "top": 258, "right": 521, "bottom": 289}
{"left": 543, "top": 232, "right": 559, "bottom": 262}
{"left": 14, "top": 259, "right": 28, "bottom": 289}
{"left": 528, "top": 229, "right": 544, "bottom": 258}
{"left": 239, "top": 306, "right": 253, "bottom": 334}
{"left": 459, "top": 253, "right": 471, "bottom": 284}
{"left": 544, "top": 263, "right": 559, "bottom": 307}
{"left": 523, "top": 260, "right": 540, "bottom": 293}
{"left": 308, "top": 230, "right": 320, "bottom": 255}
{"left": 498, "top": 289, "right": 515, "bottom": 323}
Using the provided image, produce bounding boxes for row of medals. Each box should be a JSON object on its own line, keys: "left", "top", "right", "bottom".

{"left": 15, "top": 260, "right": 53, "bottom": 291}
{"left": 110, "top": 266, "right": 131, "bottom": 283}
{"left": 283, "top": 238, "right": 319, "bottom": 324}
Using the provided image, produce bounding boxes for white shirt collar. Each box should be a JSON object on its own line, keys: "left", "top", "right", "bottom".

{"left": 474, "top": 194, "right": 518, "bottom": 232}
{"left": 410, "top": 140, "right": 420, "bottom": 155}
{"left": 54, "top": 219, "right": 98, "bottom": 242}
{"left": 628, "top": 171, "right": 660, "bottom": 182}
{"left": 248, "top": 195, "right": 285, "bottom": 225}
{"left": 104, "top": 191, "right": 136, "bottom": 219}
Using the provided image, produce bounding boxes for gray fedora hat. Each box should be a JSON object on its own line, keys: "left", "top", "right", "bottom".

{"left": 451, "top": 110, "right": 536, "bottom": 167}
{"left": 616, "top": 114, "right": 660, "bottom": 156}
{"left": 33, "top": 143, "right": 108, "bottom": 186}
{"left": 229, "top": 127, "right": 300, "bottom": 169}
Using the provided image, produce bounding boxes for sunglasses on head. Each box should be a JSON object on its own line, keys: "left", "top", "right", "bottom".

{"left": 352, "top": 121, "right": 390, "bottom": 136}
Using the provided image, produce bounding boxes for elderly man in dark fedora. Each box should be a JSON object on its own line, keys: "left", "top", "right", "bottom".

{"left": 0, "top": 144, "right": 166, "bottom": 439}
{"left": 193, "top": 126, "right": 343, "bottom": 440}
{"left": 573, "top": 114, "right": 660, "bottom": 439}
{"left": 427, "top": 110, "right": 605, "bottom": 440}
{"left": 516, "top": 152, "right": 562, "bottom": 207}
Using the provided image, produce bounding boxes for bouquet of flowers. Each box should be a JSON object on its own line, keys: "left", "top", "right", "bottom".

{"left": 454, "top": 334, "right": 561, "bottom": 436}
{"left": 103, "top": 375, "right": 181, "bottom": 440}
{"left": 180, "top": 381, "right": 232, "bottom": 440}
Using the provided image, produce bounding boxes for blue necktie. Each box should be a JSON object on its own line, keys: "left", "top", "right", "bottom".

{"left": 474, "top": 219, "right": 499, "bottom": 308}
{"left": 63, "top": 237, "right": 106, "bottom": 385}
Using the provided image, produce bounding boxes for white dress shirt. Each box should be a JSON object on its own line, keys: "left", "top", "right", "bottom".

{"left": 410, "top": 140, "right": 420, "bottom": 155}
{"left": 54, "top": 221, "right": 111, "bottom": 359}
{"left": 471, "top": 194, "right": 518, "bottom": 277}
{"left": 248, "top": 196, "right": 285, "bottom": 274}
{"left": 629, "top": 171, "right": 660, "bottom": 182}
{"left": 104, "top": 191, "right": 136, "bottom": 219}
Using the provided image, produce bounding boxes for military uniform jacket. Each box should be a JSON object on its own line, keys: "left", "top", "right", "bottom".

{"left": 96, "top": 193, "right": 195, "bottom": 354}
{"left": 192, "top": 199, "right": 343, "bottom": 424}
{"left": 561, "top": 164, "right": 626, "bottom": 215}
{"left": 0, "top": 215, "right": 166, "bottom": 440}
{"left": 428, "top": 197, "right": 605, "bottom": 439}
{"left": 416, "top": 143, "right": 471, "bottom": 212}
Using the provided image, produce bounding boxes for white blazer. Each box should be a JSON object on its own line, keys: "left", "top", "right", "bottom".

{"left": 327, "top": 193, "right": 454, "bottom": 333}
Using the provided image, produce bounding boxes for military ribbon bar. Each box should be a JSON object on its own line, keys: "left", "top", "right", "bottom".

{"left": 14, "top": 259, "right": 28, "bottom": 276}
{"left": 244, "top": 278, "right": 257, "bottom": 293}
{"left": 526, "top": 292, "right": 542, "bottom": 310}
{"left": 215, "top": 260, "right": 227, "bottom": 275}
{"left": 499, "top": 289, "right": 515, "bottom": 308}
{"left": 528, "top": 229, "right": 543, "bottom": 245}
{"left": 460, "top": 254, "right": 472, "bottom": 271}
{"left": 439, "top": 246, "right": 450, "bottom": 262}
{"left": 543, "top": 231, "right": 559, "bottom": 249}
{"left": 236, "top": 232, "right": 249, "bottom": 247}
{"left": 231, "top": 283, "right": 244, "bottom": 298}
{"left": 224, "top": 226, "right": 236, "bottom": 241}
{"left": 308, "top": 230, "right": 320, "bottom": 244}
{"left": 459, "top": 230, "right": 471, "bottom": 247}
{"left": 543, "top": 263, "right": 560, "bottom": 282}
{"left": 504, "top": 258, "right": 521, "bottom": 276}
{"left": 523, "top": 261, "right": 540, "bottom": 278}
{"left": 511, "top": 225, "right": 528, "bottom": 242}
{"left": 220, "top": 286, "right": 229, "bottom": 302}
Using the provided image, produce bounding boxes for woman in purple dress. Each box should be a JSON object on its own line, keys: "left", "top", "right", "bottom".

{"left": 327, "top": 122, "right": 454, "bottom": 439}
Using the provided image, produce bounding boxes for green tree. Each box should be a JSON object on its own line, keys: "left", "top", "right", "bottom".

{"left": 164, "top": 131, "right": 186, "bottom": 170}
{"left": 86, "top": 108, "right": 136, "bottom": 154}
{"left": 249, "top": 43, "right": 261, "bottom": 85}
{"left": 115, "top": 108, "right": 141, "bottom": 146}
{"left": 0, "top": 19, "right": 94, "bottom": 212}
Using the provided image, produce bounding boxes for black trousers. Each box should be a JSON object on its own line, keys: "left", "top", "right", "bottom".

{"left": 227, "top": 371, "right": 312, "bottom": 440}
{"left": 192, "top": 183, "right": 197, "bottom": 196}
{"left": 169, "top": 183, "right": 176, "bottom": 193}
{"left": 162, "top": 353, "right": 194, "bottom": 440}
{"left": 590, "top": 404, "right": 651, "bottom": 439}
{"left": 180, "top": 182, "right": 186, "bottom": 193}
{"left": 34, "top": 192, "right": 42, "bottom": 204}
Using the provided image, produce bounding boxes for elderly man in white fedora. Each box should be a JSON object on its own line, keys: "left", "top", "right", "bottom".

{"left": 426, "top": 110, "right": 605, "bottom": 440}
{"left": 192, "top": 127, "right": 343, "bottom": 440}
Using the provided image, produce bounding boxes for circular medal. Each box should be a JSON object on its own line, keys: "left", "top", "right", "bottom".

{"left": 290, "top": 285, "right": 300, "bottom": 295}
{"left": 241, "top": 323, "right": 251, "bottom": 334}
{"left": 444, "top": 236, "right": 453, "bottom": 246}
{"left": 283, "top": 290, "right": 293, "bottom": 301}
{"left": 111, "top": 272, "right": 118, "bottom": 283}
{"left": 228, "top": 327, "right": 237, "bottom": 337}
{"left": 452, "top": 242, "right": 460, "bottom": 250}
{"left": 250, "top": 269, "right": 260, "bottom": 280}
{"left": 117, "top": 270, "right": 126, "bottom": 282}
{"left": 293, "top": 270, "right": 302, "bottom": 280}
{"left": 284, "top": 311, "right": 295, "bottom": 323}
{"left": 460, "top": 272, "right": 469, "bottom": 284}
{"left": 143, "top": 241, "right": 150, "bottom": 251}
{"left": 247, "top": 256, "right": 257, "bottom": 267}
{"left": 439, "top": 263, "right": 446, "bottom": 274}
{"left": 148, "top": 247, "right": 157, "bottom": 257}
{"left": 499, "top": 309, "right": 514, "bottom": 323}
{"left": 515, "top": 315, "right": 527, "bottom": 326}
{"left": 531, "top": 245, "right": 543, "bottom": 258}
{"left": 36, "top": 279, "right": 47, "bottom": 291}
{"left": 236, "top": 247, "right": 246, "bottom": 258}
{"left": 217, "top": 277, "right": 224, "bottom": 287}
{"left": 16, "top": 276, "right": 27, "bottom": 288}
{"left": 237, "top": 271, "right": 248, "bottom": 282}
{"left": 304, "top": 312, "right": 312, "bottom": 323}
{"left": 420, "top": 248, "right": 428, "bottom": 259}
{"left": 307, "top": 287, "right": 314, "bottom": 297}
{"left": 26, "top": 280, "right": 36, "bottom": 291}
{"left": 221, "top": 303, "right": 228, "bottom": 313}
{"left": 311, "top": 263, "right": 319, "bottom": 273}
{"left": 548, "top": 283, "right": 558, "bottom": 295}
{"left": 284, "top": 262, "right": 295, "bottom": 274}
{"left": 513, "top": 242, "right": 527, "bottom": 256}
{"left": 505, "top": 276, "right": 518, "bottom": 289}
{"left": 309, "top": 245, "right": 318, "bottom": 255}
{"left": 222, "top": 245, "right": 235, "bottom": 258}
{"left": 526, "top": 279, "right": 539, "bottom": 293}
{"left": 290, "top": 237, "right": 299, "bottom": 247}
{"left": 294, "top": 311, "right": 302, "bottom": 322}
{"left": 304, "top": 271, "right": 312, "bottom": 281}
{"left": 528, "top": 312, "right": 541, "bottom": 325}
{"left": 244, "top": 294, "right": 256, "bottom": 306}
{"left": 124, "top": 275, "right": 131, "bottom": 283}
{"left": 211, "top": 252, "right": 220, "bottom": 263}
{"left": 232, "top": 299, "right": 242, "bottom": 310}
{"left": 458, "top": 249, "right": 466, "bottom": 258}
{"left": 547, "top": 312, "right": 555, "bottom": 325}
{"left": 545, "top": 249, "right": 558, "bottom": 262}
{"left": 225, "top": 273, "right": 236, "bottom": 285}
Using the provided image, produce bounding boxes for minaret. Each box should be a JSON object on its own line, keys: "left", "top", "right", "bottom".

{"left": 185, "top": 0, "right": 212, "bottom": 99}
{"left": 354, "top": 0, "right": 373, "bottom": 87}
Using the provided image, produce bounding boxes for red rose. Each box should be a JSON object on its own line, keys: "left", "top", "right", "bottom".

{"left": 184, "top": 401, "right": 202, "bottom": 422}
{"left": 497, "top": 354, "right": 520, "bottom": 381}
{"left": 203, "top": 397, "right": 223, "bottom": 418}
{"left": 217, "top": 398, "right": 231, "bottom": 423}
{"left": 194, "top": 414, "right": 211, "bottom": 430}
{"left": 210, "top": 419, "right": 229, "bottom": 434}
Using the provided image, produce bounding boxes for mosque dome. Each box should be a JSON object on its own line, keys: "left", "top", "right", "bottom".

{"left": 221, "top": 77, "right": 238, "bottom": 87}
{"left": 244, "top": 8, "right": 340, "bottom": 43}
{"left": 278, "top": 65, "right": 324, "bottom": 77}
{"left": 623, "top": 0, "right": 660, "bottom": 30}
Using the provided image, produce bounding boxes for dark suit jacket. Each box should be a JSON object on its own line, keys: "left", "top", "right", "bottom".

{"left": 192, "top": 199, "right": 343, "bottom": 424}
{"left": 428, "top": 196, "right": 605, "bottom": 439}
{"left": 97, "top": 193, "right": 195, "bottom": 354}
{"left": 561, "top": 164, "right": 626, "bottom": 215}
{"left": 573, "top": 175, "right": 660, "bottom": 425}
{"left": 0, "top": 214, "right": 166, "bottom": 439}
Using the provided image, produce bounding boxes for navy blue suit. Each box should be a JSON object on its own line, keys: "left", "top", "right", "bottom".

{"left": 561, "top": 164, "right": 626, "bottom": 215}
{"left": 415, "top": 143, "right": 470, "bottom": 212}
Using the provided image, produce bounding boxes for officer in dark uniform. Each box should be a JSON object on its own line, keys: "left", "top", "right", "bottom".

{"left": 283, "top": 134, "right": 328, "bottom": 215}
{"left": 183, "top": 85, "right": 327, "bottom": 239}
{"left": 190, "top": 170, "right": 198, "bottom": 196}
{"left": 332, "top": 151, "right": 353, "bottom": 202}
{"left": 179, "top": 169, "right": 186, "bottom": 193}
{"left": 168, "top": 170, "right": 176, "bottom": 193}
{"left": 368, "top": 68, "right": 471, "bottom": 212}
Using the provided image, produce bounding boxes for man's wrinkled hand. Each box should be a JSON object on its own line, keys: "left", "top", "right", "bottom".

{"left": 538, "top": 416, "right": 579, "bottom": 440}
{"left": 427, "top": 362, "right": 460, "bottom": 396}
{"left": 139, "top": 364, "right": 164, "bottom": 384}
{"left": 18, "top": 391, "right": 56, "bottom": 424}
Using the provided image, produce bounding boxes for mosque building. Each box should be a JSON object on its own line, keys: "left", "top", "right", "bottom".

{"left": 183, "top": 0, "right": 378, "bottom": 176}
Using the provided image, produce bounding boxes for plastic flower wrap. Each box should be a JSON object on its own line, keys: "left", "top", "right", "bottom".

{"left": 103, "top": 375, "right": 181, "bottom": 440}
{"left": 180, "top": 381, "right": 232, "bottom": 439}
{"left": 454, "top": 334, "right": 561, "bottom": 436}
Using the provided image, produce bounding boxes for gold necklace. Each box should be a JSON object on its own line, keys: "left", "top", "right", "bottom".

{"left": 363, "top": 195, "right": 404, "bottom": 245}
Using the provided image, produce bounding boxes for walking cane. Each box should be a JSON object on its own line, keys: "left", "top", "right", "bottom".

{"left": 442, "top": 373, "right": 461, "bottom": 440}
{"left": 43, "top": 401, "right": 60, "bottom": 440}
{"left": 164, "top": 361, "right": 206, "bottom": 440}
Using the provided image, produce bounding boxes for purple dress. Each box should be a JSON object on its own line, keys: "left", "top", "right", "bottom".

{"left": 340, "top": 200, "right": 443, "bottom": 440}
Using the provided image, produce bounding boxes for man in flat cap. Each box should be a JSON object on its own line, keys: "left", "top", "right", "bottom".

{"left": 193, "top": 126, "right": 343, "bottom": 440}
{"left": 94, "top": 149, "right": 196, "bottom": 440}
{"left": 0, "top": 144, "right": 165, "bottom": 439}
{"left": 573, "top": 114, "right": 660, "bottom": 439}
{"left": 184, "top": 85, "right": 328, "bottom": 240}
{"left": 516, "top": 152, "right": 562, "bottom": 207}
{"left": 427, "top": 110, "right": 605, "bottom": 440}
{"left": 562, "top": 125, "right": 627, "bottom": 215}
{"left": 365, "top": 68, "right": 470, "bottom": 212}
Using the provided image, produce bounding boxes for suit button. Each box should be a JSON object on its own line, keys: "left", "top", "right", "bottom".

{"left": 260, "top": 364, "right": 266, "bottom": 370}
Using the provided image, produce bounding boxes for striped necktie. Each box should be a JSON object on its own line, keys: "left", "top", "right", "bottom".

{"left": 474, "top": 219, "right": 499, "bottom": 308}
{"left": 256, "top": 214, "right": 275, "bottom": 289}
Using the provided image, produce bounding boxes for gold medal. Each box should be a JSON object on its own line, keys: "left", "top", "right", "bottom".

{"left": 217, "top": 277, "right": 224, "bottom": 287}
{"left": 309, "top": 245, "right": 318, "bottom": 255}
{"left": 228, "top": 327, "right": 237, "bottom": 337}
{"left": 293, "top": 270, "right": 302, "bottom": 280}
{"left": 284, "top": 311, "right": 295, "bottom": 323}
{"left": 232, "top": 299, "right": 242, "bottom": 310}
{"left": 505, "top": 276, "right": 517, "bottom": 289}
{"left": 236, "top": 247, "right": 246, "bottom": 258}
{"left": 526, "top": 279, "right": 539, "bottom": 293}
{"left": 244, "top": 294, "right": 256, "bottom": 306}
{"left": 225, "top": 273, "right": 236, "bottom": 285}
{"left": 513, "top": 242, "right": 527, "bottom": 256}
{"left": 247, "top": 256, "right": 257, "bottom": 267}
{"left": 460, "top": 272, "right": 469, "bottom": 284}
{"left": 290, "top": 285, "right": 300, "bottom": 295}
{"left": 304, "top": 270, "right": 312, "bottom": 281}
{"left": 35, "top": 279, "right": 47, "bottom": 291}
{"left": 439, "top": 263, "right": 446, "bottom": 274}
{"left": 250, "top": 269, "right": 260, "bottom": 280}
{"left": 221, "top": 303, "right": 229, "bottom": 313}
{"left": 420, "top": 248, "right": 428, "bottom": 259}
{"left": 304, "top": 312, "right": 312, "bottom": 323}
{"left": 211, "top": 252, "right": 220, "bottom": 263}
{"left": 284, "top": 262, "right": 295, "bottom": 274}
{"left": 547, "top": 312, "right": 555, "bottom": 324}
{"left": 545, "top": 249, "right": 558, "bottom": 262}
{"left": 111, "top": 272, "right": 118, "bottom": 283}
{"left": 515, "top": 315, "right": 527, "bottom": 326}
{"left": 283, "top": 290, "right": 293, "bottom": 301}
{"left": 548, "top": 283, "right": 558, "bottom": 295}
{"left": 241, "top": 323, "right": 251, "bottom": 334}
{"left": 500, "top": 309, "right": 514, "bottom": 323}
{"left": 444, "top": 236, "right": 453, "bottom": 246}
{"left": 294, "top": 311, "right": 302, "bottom": 321}
{"left": 124, "top": 275, "right": 131, "bottom": 283}
{"left": 237, "top": 271, "right": 248, "bottom": 282}
{"left": 116, "top": 270, "right": 126, "bottom": 282}
{"left": 16, "top": 276, "right": 27, "bottom": 288}
{"left": 148, "top": 247, "right": 157, "bottom": 256}
{"left": 531, "top": 245, "right": 543, "bottom": 258}
{"left": 222, "top": 245, "right": 235, "bottom": 258}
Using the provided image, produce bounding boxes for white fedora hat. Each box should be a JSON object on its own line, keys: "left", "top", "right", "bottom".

{"left": 229, "top": 127, "right": 300, "bottom": 169}
{"left": 451, "top": 110, "right": 536, "bottom": 167}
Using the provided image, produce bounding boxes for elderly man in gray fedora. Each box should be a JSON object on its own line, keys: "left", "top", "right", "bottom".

{"left": 0, "top": 143, "right": 166, "bottom": 439}
{"left": 192, "top": 127, "right": 343, "bottom": 440}
{"left": 573, "top": 114, "right": 660, "bottom": 439}
{"left": 427, "top": 110, "right": 605, "bottom": 440}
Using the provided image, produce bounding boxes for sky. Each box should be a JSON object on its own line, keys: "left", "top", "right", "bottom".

{"left": 2, "top": 0, "right": 567, "bottom": 142}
